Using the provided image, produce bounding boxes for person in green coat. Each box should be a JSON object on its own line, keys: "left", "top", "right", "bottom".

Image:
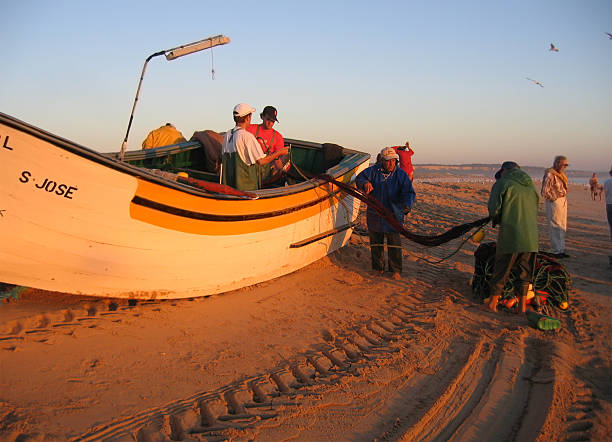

{"left": 485, "top": 161, "right": 539, "bottom": 313}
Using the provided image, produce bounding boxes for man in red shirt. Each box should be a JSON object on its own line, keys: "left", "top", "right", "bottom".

{"left": 247, "top": 106, "right": 285, "bottom": 154}
{"left": 391, "top": 141, "right": 415, "bottom": 181}
{"left": 247, "top": 106, "right": 287, "bottom": 185}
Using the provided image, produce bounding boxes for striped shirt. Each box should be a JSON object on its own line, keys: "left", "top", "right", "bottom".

{"left": 541, "top": 168, "right": 568, "bottom": 201}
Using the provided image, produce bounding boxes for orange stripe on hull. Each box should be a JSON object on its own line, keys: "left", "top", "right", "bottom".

{"left": 129, "top": 176, "right": 356, "bottom": 235}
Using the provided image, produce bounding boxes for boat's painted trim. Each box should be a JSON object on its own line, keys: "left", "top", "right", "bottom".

{"left": 290, "top": 222, "right": 355, "bottom": 248}
{"left": 0, "top": 112, "right": 369, "bottom": 199}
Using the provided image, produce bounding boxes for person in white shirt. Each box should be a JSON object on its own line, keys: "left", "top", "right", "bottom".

{"left": 221, "top": 103, "right": 288, "bottom": 191}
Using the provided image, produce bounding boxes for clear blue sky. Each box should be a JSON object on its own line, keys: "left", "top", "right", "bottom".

{"left": 2, "top": 0, "right": 611, "bottom": 171}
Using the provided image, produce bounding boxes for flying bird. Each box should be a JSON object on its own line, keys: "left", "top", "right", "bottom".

{"left": 606, "top": 32, "right": 612, "bottom": 39}
{"left": 549, "top": 43, "right": 559, "bottom": 52}
{"left": 526, "top": 77, "right": 544, "bottom": 88}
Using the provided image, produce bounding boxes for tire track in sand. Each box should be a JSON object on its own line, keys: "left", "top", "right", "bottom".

{"left": 72, "top": 294, "right": 449, "bottom": 441}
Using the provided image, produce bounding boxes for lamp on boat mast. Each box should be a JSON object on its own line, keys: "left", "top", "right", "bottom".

{"left": 119, "top": 34, "right": 230, "bottom": 161}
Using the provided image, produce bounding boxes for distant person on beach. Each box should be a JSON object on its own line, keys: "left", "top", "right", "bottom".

{"left": 221, "top": 103, "right": 288, "bottom": 191}
{"left": 391, "top": 141, "right": 415, "bottom": 181}
{"left": 541, "top": 156, "right": 570, "bottom": 258}
{"left": 485, "top": 161, "right": 539, "bottom": 313}
{"left": 247, "top": 105, "right": 288, "bottom": 186}
{"left": 356, "top": 147, "right": 416, "bottom": 280}
{"left": 605, "top": 167, "right": 612, "bottom": 246}
{"left": 142, "top": 123, "right": 186, "bottom": 149}
{"left": 589, "top": 173, "right": 601, "bottom": 201}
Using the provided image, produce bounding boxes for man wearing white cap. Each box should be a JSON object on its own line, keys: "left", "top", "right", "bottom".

{"left": 221, "top": 103, "right": 289, "bottom": 191}
{"left": 356, "top": 147, "right": 416, "bottom": 280}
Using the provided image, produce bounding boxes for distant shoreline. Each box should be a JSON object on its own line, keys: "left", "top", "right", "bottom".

{"left": 414, "top": 176, "right": 593, "bottom": 185}
{"left": 411, "top": 164, "right": 607, "bottom": 183}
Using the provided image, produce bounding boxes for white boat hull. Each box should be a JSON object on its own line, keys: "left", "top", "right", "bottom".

{"left": 0, "top": 114, "right": 368, "bottom": 299}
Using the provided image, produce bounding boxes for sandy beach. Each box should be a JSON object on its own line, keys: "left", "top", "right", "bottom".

{"left": 1, "top": 179, "right": 610, "bottom": 441}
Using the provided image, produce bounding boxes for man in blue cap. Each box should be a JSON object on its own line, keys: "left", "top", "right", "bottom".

{"left": 485, "top": 161, "right": 539, "bottom": 313}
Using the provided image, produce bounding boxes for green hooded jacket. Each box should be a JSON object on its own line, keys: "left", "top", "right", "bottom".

{"left": 487, "top": 168, "right": 539, "bottom": 255}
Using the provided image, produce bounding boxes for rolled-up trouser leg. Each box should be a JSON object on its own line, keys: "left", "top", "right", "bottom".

{"left": 514, "top": 252, "right": 536, "bottom": 294}
{"left": 489, "top": 253, "right": 517, "bottom": 298}
{"left": 607, "top": 203, "right": 612, "bottom": 240}
{"left": 386, "top": 232, "right": 402, "bottom": 273}
{"left": 369, "top": 231, "right": 385, "bottom": 271}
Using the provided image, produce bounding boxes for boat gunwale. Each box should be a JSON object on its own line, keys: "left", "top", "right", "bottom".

{"left": 1, "top": 112, "right": 370, "bottom": 200}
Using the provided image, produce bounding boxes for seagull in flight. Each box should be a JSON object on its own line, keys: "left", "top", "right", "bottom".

{"left": 526, "top": 77, "right": 544, "bottom": 88}
{"left": 549, "top": 43, "right": 559, "bottom": 52}
{"left": 606, "top": 32, "right": 612, "bottom": 39}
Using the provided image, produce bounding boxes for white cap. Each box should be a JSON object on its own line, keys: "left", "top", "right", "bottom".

{"left": 380, "top": 147, "right": 399, "bottom": 161}
{"left": 233, "top": 103, "right": 255, "bottom": 117}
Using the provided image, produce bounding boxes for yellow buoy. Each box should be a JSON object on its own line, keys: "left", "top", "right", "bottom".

{"left": 177, "top": 172, "right": 189, "bottom": 179}
{"left": 473, "top": 230, "right": 485, "bottom": 243}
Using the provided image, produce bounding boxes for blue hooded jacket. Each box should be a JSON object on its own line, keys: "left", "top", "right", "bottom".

{"left": 356, "top": 163, "right": 416, "bottom": 233}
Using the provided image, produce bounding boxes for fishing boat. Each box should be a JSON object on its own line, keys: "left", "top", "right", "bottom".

{"left": 0, "top": 34, "right": 371, "bottom": 299}
{"left": 0, "top": 111, "right": 369, "bottom": 299}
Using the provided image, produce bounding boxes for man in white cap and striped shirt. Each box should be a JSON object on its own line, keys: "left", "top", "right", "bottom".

{"left": 221, "top": 103, "right": 289, "bottom": 191}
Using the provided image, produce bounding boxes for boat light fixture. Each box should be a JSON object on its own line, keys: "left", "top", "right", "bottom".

{"left": 165, "top": 35, "right": 230, "bottom": 60}
{"left": 119, "top": 35, "right": 230, "bottom": 161}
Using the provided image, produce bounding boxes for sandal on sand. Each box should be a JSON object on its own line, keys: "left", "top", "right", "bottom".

{"left": 526, "top": 311, "right": 561, "bottom": 331}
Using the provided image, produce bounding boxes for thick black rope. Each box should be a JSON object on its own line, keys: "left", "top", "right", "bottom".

{"left": 316, "top": 173, "right": 490, "bottom": 247}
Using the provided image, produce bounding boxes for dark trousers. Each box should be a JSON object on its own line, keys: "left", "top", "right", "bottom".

{"left": 368, "top": 231, "right": 402, "bottom": 273}
{"left": 490, "top": 252, "right": 536, "bottom": 297}
{"left": 607, "top": 204, "right": 612, "bottom": 240}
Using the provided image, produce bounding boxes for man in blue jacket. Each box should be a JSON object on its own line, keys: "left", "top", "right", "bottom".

{"left": 356, "top": 147, "right": 416, "bottom": 280}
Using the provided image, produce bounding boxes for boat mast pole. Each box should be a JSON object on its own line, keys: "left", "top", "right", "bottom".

{"left": 119, "top": 35, "right": 230, "bottom": 161}
{"left": 119, "top": 51, "right": 164, "bottom": 161}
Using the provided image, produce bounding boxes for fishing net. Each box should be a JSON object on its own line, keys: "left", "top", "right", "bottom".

{"left": 471, "top": 241, "right": 571, "bottom": 311}
{"left": 0, "top": 283, "right": 27, "bottom": 301}
{"left": 319, "top": 174, "right": 490, "bottom": 247}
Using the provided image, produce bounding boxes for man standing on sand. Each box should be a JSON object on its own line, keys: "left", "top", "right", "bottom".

{"left": 356, "top": 147, "right": 416, "bottom": 280}
{"left": 541, "top": 156, "right": 570, "bottom": 258}
{"left": 221, "top": 103, "right": 288, "bottom": 191}
{"left": 485, "top": 161, "right": 539, "bottom": 313}
{"left": 604, "top": 167, "right": 612, "bottom": 265}
{"left": 391, "top": 141, "right": 415, "bottom": 181}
